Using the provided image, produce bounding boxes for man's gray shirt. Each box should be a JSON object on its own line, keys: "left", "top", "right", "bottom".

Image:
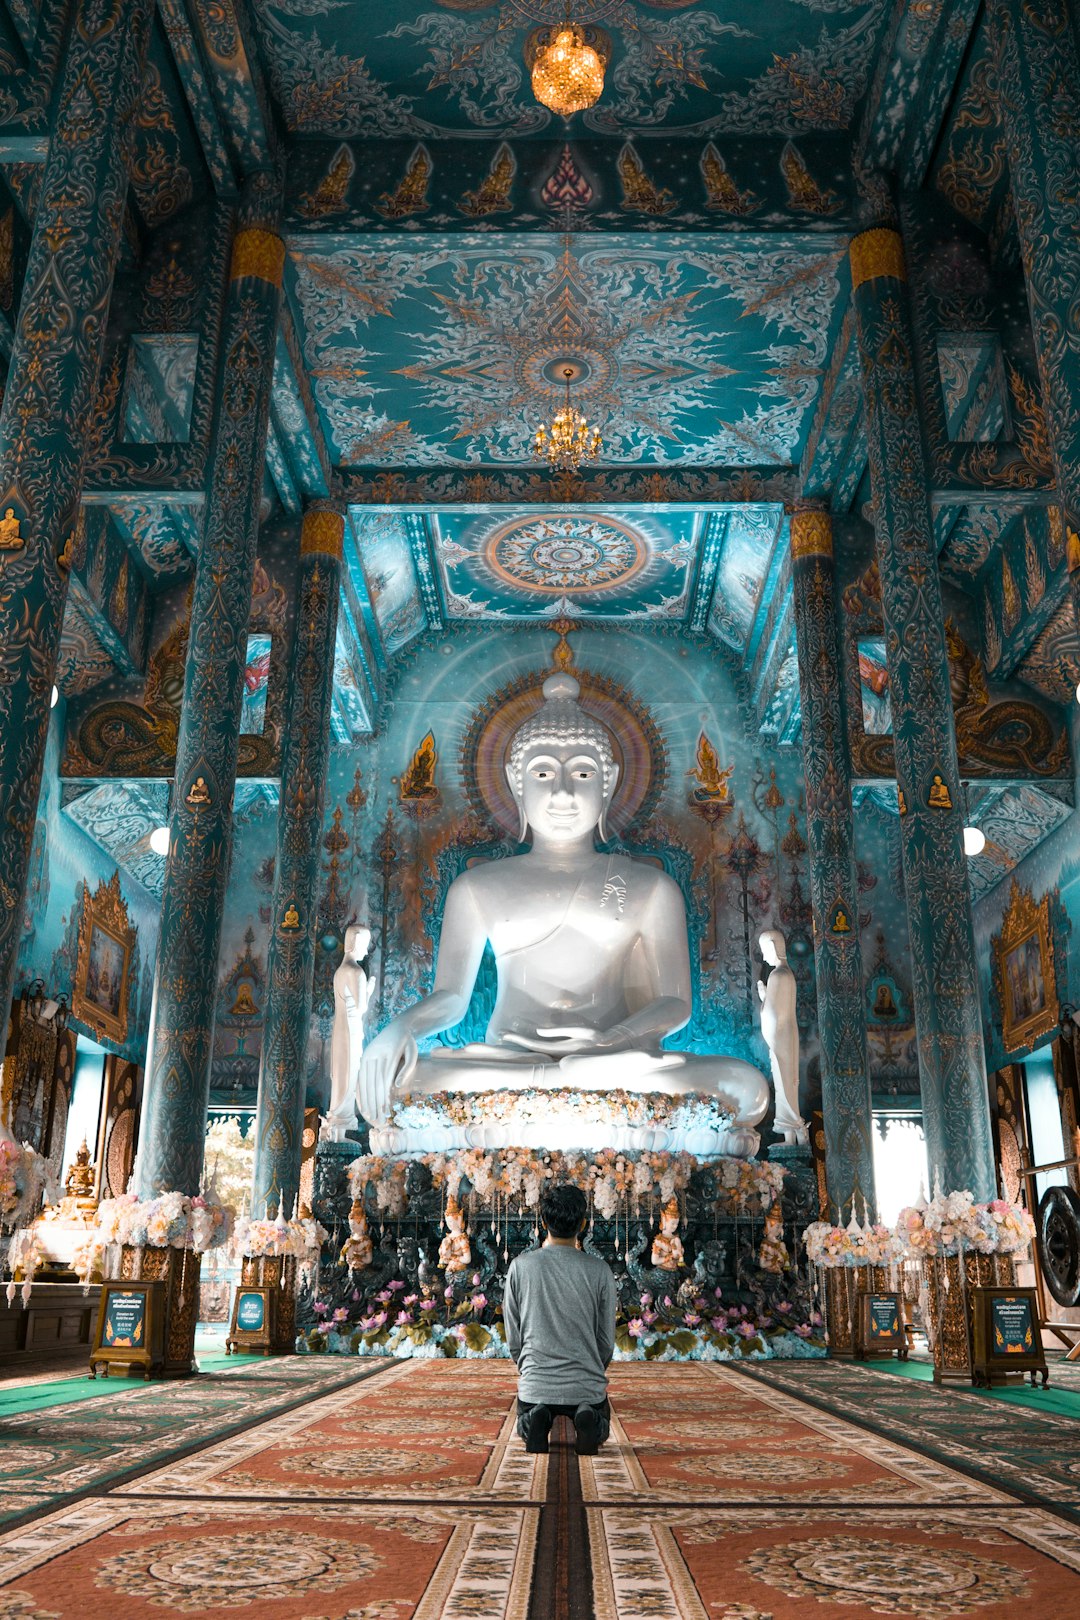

{"left": 503, "top": 1245, "right": 616, "bottom": 1405}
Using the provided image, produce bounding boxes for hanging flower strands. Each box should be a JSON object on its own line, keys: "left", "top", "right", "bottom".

{"left": 529, "top": 22, "right": 606, "bottom": 117}
{"left": 347, "top": 1147, "right": 785, "bottom": 1223}
{"left": 534, "top": 364, "right": 602, "bottom": 472}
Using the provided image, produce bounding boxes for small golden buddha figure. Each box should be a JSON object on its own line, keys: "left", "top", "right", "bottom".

{"left": 0, "top": 507, "right": 23, "bottom": 550}
{"left": 897, "top": 788, "right": 907, "bottom": 816}
{"left": 438, "top": 1196, "right": 472, "bottom": 1273}
{"left": 341, "top": 1198, "right": 373, "bottom": 1272}
{"left": 832, "top": 908, "right": 851, "bottom": 934}
{"left": 651, "top": 1197, "right": 685, "bottom": 1271}
{"left": 282, "top": 902, "right": 300, "bottom": 929}
{"left": 63, "top": 1140, "right": 97, "bottom": 1210}
{"left": 186, "top": 776, "right": 211, "bottom": 807}
{"left": 230, "top": 981, "right": 259, "bottom": 1017}
{"left": 758, "top": 1201, "right": 791, "bottom": 1275}
{"left": 928, "top": 774, "right": 952, "bottom": 809}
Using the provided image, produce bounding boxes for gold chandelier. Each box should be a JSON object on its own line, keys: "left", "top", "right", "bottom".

{"left": 530, "top": 23, "right": 606, "bottom": 117}
{"left": 534, "top": 365, "right": 602, "bottom": 472}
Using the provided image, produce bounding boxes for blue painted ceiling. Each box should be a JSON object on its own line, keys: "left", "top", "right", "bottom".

{"left": 251, "top": 1, "right": 889, "bottom": 139}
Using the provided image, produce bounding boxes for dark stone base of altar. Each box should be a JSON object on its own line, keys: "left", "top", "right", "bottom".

{"left": 300, "top": 1140, "right": 818, "bottom": 1334}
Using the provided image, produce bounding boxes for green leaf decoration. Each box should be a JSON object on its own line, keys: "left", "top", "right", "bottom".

{"left": 668, "top": 1330, "right": 699, "bottom": 1354}
{"left": 441, "top": 1334, "right": 459, "bottom": 1357}
{"left": 644, "top": 1337, "right": 669, "bottom": 1360}
{"left": 737, "top": 1335, "right": 765, "bottom": 1356}
{"left": 615, "top": 1326, "right": 636, "bottom": 1354}
{"left": 462, "top": 1323, "right": 492, "bottom": 1352}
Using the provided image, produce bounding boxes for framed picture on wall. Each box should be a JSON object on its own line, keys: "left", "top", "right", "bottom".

{"left": 73, "top": 873, "right": 135, "bottom": 1046}
{"left": 995, "top": 881, "right": 1058, "bottom": 1055}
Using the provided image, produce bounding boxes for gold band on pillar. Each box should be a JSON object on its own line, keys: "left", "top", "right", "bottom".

{"left": 230, "top": 228, "right": 286, "bottom": 287}
{"left": 301, "top": 507, "right": 345, "bottom": 560}
{"left": 791, "top": 507, "right": 833, "bottom": 561}
{"left": 849, "top": 227, "right": 906, "bottom": 291}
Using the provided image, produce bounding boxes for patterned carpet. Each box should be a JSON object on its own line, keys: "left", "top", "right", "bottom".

{"left": 739, "top": 1357, "right": 1080, "bottom": 1522}
{"left": 0, "top": 1358, "right": 1077, "bottom": 1616}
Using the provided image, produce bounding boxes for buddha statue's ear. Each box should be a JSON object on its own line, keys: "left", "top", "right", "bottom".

{"left": 597, "top": 761, "right": 619, "bottom": 844}
{"left": 505, "top": 761, "right": 528, "bottom": 844}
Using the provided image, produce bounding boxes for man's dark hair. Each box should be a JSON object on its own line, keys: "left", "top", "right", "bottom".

{"left": 540, "top": 1182, "right": 587, "bottom": 1239}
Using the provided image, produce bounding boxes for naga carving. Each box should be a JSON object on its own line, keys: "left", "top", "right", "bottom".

{"left": 944, "top": 619, "right": 1069, "bottom": 777}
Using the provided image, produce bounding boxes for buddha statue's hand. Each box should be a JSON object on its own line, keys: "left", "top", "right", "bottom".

{"left": 356, "top": 1027, "right": 418, "bottom": 1125}
{"left": 504, "top": 1023, "right": 635, "bottom": 1055}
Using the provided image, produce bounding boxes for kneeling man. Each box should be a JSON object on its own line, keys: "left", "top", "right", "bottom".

{"left": 503, "top": 1183, "right": 615, "bottom": 1455}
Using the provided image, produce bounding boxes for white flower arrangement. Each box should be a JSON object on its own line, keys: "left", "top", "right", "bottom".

{"left": 803, "top": 1218, "right": 907, "bottom": 1269}
{"left": 233, "top": 1214, "right": 329, "bottom": 1263}
{"left": 91, "top": 1189, "right": 236, "bottom": 1256}
{"left": 896, "top": 1191, "right": 1035, "bottom": 1258}
{"left": 0, "top": 1132, "right": 49, "bottom": 1232}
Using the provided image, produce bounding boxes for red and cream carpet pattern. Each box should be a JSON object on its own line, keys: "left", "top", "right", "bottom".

{"left": 0, "top": 1359, "right": 1078, "bottom": 1616}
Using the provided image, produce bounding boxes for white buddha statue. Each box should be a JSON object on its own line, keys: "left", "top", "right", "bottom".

{"left": 323, "top": 923, "right": 373, "bottom": 1143}
{"left": 757, "top": 928, "right": 808, "bottom": 1146}
{"left": 357, "top": 674, "right": 769, "bottom": 1157}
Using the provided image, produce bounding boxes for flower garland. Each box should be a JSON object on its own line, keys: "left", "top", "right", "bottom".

{"left": 91, "top": 1189, "right": 236, "bottom": 1255}
{"left": 233, "top": 1214, "right": 328, "bottom": 1261}
{"left": 0, "top": 1134, "right": 49, "bottom": 1232}
{"left": 803, "top": 1219, "right": 907, "bottom": 1269}
{"left": 390, "top": 1088, "right": 733, "bottom": 1134}
{"left": 896, "top": 1192, "right": 1035, "bottom": 1258}
{"left": 803, "top": 1193, "right": 1035, "bottom": 1267}
{"left": 347, "top": 1147, "right": 784, "bottom": 1221}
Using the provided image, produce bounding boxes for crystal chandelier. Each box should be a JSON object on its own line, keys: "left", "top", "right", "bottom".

{"left": 530, "top": 23, "right": 606, "bottom": 117}
{"left": 534, "top": 365, "right": 602, "bottom": 472}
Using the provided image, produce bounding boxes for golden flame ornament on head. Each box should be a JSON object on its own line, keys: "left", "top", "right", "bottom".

{"left": 531, "top": 23, "right": 605, "bottom": 117}
{"left": 534, "top": 365, "right": 602, "bottom": 472}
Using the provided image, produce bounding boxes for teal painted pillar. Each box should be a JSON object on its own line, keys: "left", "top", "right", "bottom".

{"left": 251, "top": 502, "right": 344, "bottom": 1218}
{"left": 849, "top": 224, "right": 996, "bottom": 1201}
{"left": 988, "top": 0, "right": 1080, "bottom": 610}
{"left": 789, "top": 504, "right": 876, "bottom": 1220}
{"left": 0, "top": 0, "right": 154, "bottom": 1042}
{"left": 136, "top": 186, "right": 285, "bottom": 1198}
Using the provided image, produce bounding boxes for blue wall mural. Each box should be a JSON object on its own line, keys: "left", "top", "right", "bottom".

{"left": 15, "top": 708, "right": 158, "bottom": 1066}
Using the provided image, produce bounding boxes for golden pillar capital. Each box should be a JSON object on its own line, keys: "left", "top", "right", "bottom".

{"left": 791, "top": 505, "right": 833, "bottom": 561}
{"left": 229, "top": 227, "right": 286, "bottom": 287}
{"left": 849, "top": 227, "right": 906, "bottom": 291}
{"left": 300, "top": 505, "right": 345, "bottom": 560}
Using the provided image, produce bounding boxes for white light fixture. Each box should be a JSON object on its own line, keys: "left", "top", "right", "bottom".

{"left": 50, "top": 685, "right": 59, "bottom": 709}
{"left": 1075, "top": 679, "right": 1080, "bottom": 705}
{"left": 963, "top": 825, "right": 986, "bottom": 857}
{"left": 149, "top": 825, "right": 171, "bottom": 856}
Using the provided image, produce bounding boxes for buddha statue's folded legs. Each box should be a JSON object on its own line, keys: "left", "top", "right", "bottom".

{"left": 373, "top": 1045, "right": 769, "bottom": 1158}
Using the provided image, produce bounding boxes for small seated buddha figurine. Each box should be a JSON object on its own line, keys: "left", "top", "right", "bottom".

{"left": 356, "top": 673, "right": 769, "bottom": 1156}
{"left": 757, "top": 1201, "right": 791, "bottom": 1274}
{"left": 341, "top": 1198, "right": 373, "bottom": 1272}
{"left": 650, "top": 1197, "right": 685, "bottom": 1271}
{"left": 438, "top": 1196, "right": 472, "bottom": 1273}
{"left": 61, "top": 1140, "right": 98, "bottom": 1215}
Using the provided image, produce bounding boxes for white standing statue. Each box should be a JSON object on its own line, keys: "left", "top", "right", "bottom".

{"left": 757, "top": 928, "right": 808, "bottom": 1146}
{"left": 323, "top": 923, "right": 374, "bottom": 1142}
{"left": 357, "top": 674, "right": 770, "bottom": 1156}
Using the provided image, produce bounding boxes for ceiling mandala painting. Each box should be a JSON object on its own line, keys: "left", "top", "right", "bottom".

{"left": 252, "top": 1, "right": 888, "bottom": 139}
{"left": 287, "top": 232, "right": 846, "bottom": 467}
{"left": 433, "top": 508, "right": 697, "bottom": 618}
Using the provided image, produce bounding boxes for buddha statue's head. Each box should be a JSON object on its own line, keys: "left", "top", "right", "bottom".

{"left": 506, "top": 674, "right": 619, "bottom": 844}
{"left": 343, "top": 923, "right": 371, "bottom": 962}
{"left": 759, "top": 928, "right": 787, "bottom": 968}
